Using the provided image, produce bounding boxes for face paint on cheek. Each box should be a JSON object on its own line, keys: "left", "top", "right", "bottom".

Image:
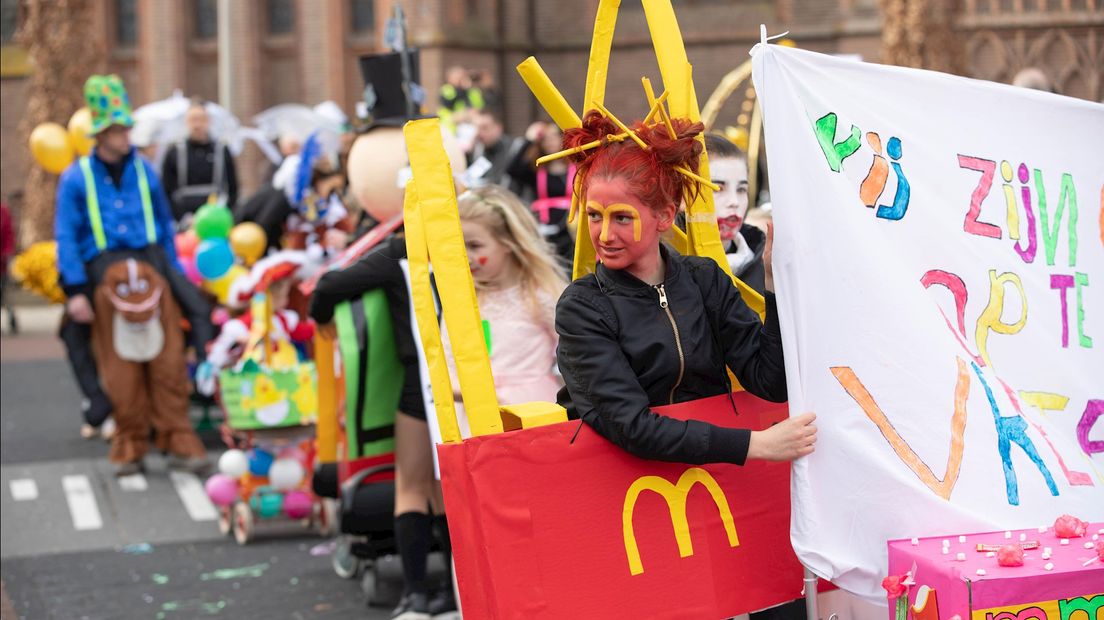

{"left": 477, "top": 256, "right": 488, "bottom": 266}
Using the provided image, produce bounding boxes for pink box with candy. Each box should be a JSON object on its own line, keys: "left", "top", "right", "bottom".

{"left": 886, "top": 521, "right": 1103, "bottom": 619}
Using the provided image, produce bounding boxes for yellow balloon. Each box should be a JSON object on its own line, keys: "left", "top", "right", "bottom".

{"left": 228, "top": 222, "right": 267, "bottom": 266}
{"left": 29, "top": 122, "right": 75, "bottom": 175}
{"left": 67, "top": 108, "right": 95, "bottom": 157}
{"left": 204, "top": 264, "right": 248, "bottom": 305}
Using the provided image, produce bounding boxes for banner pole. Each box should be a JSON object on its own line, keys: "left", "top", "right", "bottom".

{"left": 803, "top": 566, "right": 819, "bottom": 620}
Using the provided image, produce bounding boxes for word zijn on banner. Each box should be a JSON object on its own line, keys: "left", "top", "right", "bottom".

{"left": 752, "top": 44, "right": 1104, "bottom": 601}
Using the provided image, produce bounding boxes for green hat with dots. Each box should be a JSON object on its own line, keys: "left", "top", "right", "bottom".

{"left": 83, "top": 74, "right": 134, "bottom": 136}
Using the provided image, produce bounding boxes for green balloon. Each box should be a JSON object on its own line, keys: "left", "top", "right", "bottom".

{"left": 193, "top": 203, "right": 234, "bottom": 240}
{"left": 250, "top": 490, "right": 284, "bottom": 519}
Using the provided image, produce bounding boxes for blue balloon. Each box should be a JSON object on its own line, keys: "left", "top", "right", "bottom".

{"left": 195, "top": 239, "right": 234, "bottom": 280}
{"left": 248, "top": 448, "right": 274, "bottom": 477}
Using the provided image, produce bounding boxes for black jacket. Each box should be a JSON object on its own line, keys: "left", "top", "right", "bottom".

{"left": 162, "top": 139, "right": 238, "bottom": 220}
{"left": 555, "top": 245, "right": 787, "bottom": 465}
{"left": 728, "top": 223, "right": 767, "bottom": 295}
{"left": 308, "top": 235, "right": 418, "bottom": 367}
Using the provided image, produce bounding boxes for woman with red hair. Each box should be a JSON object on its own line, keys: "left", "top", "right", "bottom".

{"left": 555, "top": 110, "right": 816, "bottom": 466}
{"left": 554, "top": 110, "right": 815, "bottom": 620}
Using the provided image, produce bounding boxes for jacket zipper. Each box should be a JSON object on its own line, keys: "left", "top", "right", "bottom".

{"left": 655, "top": 284, "right": 685, "bottom": 404}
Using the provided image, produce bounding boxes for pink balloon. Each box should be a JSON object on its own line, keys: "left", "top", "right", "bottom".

{"left": 176, "top": 230, "right": 200, "bottom": 259}
{"left": 283, "top": 490, "right": 312, "bottom": 519}
{"left": 182, "top": 258, "right": 203, "bottom": 286}
{"left": 205, "top": 473, "right": 239, "bottom": 507}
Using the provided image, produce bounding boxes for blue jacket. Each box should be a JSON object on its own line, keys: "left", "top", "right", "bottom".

{"left": 55, "top": 148, "right": 180, "bottom": 294}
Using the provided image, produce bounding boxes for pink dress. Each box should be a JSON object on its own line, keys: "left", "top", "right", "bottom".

{"left": 441, "top": 284, "right": 561, "bottom": 437}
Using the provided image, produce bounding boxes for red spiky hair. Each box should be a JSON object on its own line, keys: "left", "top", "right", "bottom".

{"left": 562, "top": 109, "right": 705, "bottom": 213}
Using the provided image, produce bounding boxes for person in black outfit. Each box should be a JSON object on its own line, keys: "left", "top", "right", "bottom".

{"left": 554, "top": 111, "right": 816, "bottom": 619}
{"left": 506, "top": 121, "right": 575, "bottom": 267}
{"left": 466, "top": 107, "right": 521, "bottom": 188}
{"left": 703, "top": 133, "right": 767, "bottom": 294}
{"left": 161, "top": 98, "right": 238, "bottom": 222}
{"left": 309, "top": 234, "right": 455, "bottom": 619}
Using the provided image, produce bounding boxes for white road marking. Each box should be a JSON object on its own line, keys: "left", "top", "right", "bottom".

{"left": 61, "top": 475, "right": 103, "bottom": 530}
{"left": 117, "top": 473, "right": 148, "bottom": 492}
{"left": 169, "top": 471, "right": 218, "bottom": 521}
{"left": 9, "top": 479, "right": 38, "bottom": 501}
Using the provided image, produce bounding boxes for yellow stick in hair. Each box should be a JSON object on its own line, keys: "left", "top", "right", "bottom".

{"left": 536, "top": 91, "right": 670, "bottom": 167}
{"left": 642, "top": 77, "right": 657, "bottom": 107}
{"left": 674, "top": 166, "right": 721, "bottom": 191}
{"left": 641, "top": 89, "right": 670, "bottom": 125}
{"left": 536, "top": 138, "right": 603, "bottom": 166}
{"left": 595, "top": 101, "right": 718, "bottom": 191}
{"left": 535, "top": 132, "right": 632, "bottom": 167}
{"left": 641, "top": 79, "right": 677, "bottom": 138}
{"left": 593, "top": 102, "right": 648, "bottom": 149}
{"left": 655, "top": 98, "right": 678, "bottom": 139}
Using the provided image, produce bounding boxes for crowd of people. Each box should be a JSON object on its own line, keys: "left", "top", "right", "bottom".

{"left": 0, "top": 53, "right": 797, "bottom": 618}
{"left": 15, "top": 55, "right": 1069, "bottom": 620}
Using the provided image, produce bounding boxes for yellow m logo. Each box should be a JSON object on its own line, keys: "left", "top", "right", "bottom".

{"left": 622, "top": 467, "right": 740, "bottom": 576}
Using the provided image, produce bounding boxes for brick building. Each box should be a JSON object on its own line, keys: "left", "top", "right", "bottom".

{"left": 1, "top": 0, "right": 1101, "bottom": 209}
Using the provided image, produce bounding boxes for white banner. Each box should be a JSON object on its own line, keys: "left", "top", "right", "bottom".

{"left": 752, "top": 45, "right": 1104, "bottom": 601}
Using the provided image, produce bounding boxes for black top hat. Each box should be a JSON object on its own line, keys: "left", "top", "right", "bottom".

{"left": 358, "top": 50, "right": 423, "bottom": 127}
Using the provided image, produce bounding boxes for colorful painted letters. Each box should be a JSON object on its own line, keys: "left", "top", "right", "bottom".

{"left": 1036, "top": 171, "right": 1079, "bottom": 267}
{"left": 813, "top": 112, "right": 861, "bottom": 173}
{"left": 959, "top": 155, "right": 1003, "bottom": 238}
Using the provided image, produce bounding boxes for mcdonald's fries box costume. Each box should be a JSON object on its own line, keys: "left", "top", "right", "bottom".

{"left": 886, "top": 525, "right": 1103, "bottom": 620}
{"left": 436, "top": 391, "right": 805, "bottom": 619}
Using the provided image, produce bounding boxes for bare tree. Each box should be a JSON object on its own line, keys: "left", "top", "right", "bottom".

{"left": 880, "top": 0, "right": 964, "bottom": 75}
{"left": 15, "top": 0, "right": 104, "bottom": 246}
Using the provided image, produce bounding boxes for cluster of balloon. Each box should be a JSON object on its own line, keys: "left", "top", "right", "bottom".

{"left": 28, "top": 108, "right": 95, "bottom": 175}
{"left": 176, "top": 201, "right": 266, "bottom": 305}
{"left": 247, "top": 447, "right": 274, "bottom": 476}
{"left": 205, "top": 447, "right": 311, "bottom": 519}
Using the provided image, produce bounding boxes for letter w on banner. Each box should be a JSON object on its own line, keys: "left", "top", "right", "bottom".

{"left": 752, "top": 44, "right": 1104, "bottom": 601}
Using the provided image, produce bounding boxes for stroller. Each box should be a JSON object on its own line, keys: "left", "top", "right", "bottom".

{"left": 312, "top": 289, "right": 449, "bottom": 606}
{"left": 202, "top": 253, "right": 333, "bottom": 544}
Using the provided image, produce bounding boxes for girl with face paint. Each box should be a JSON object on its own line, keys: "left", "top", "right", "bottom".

{"left": 441, "top": 185, "right": 568, "bottom": 436}
{"left": 702, "top": 132, "right": 768, "bottom": 295}
{"left": 555, "top": 110, "right": 817, "bottom": 467}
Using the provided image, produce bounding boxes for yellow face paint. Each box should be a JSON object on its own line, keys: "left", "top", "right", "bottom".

{"left": 586, "top": 200, "right": 642, "bottom": 244}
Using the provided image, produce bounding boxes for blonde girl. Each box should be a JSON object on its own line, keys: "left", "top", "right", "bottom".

{"left": 444, "top": 184, "right": 568, "bottom": 434}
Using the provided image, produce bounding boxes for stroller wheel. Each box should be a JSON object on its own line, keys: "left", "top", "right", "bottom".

{"left": 332, "top": 537, "right": 361, "bottom": 579}
{"left": 217, "top": 505, "right": 233, "bottom": 536}
{"left": 360, "top": 568, "right": 377, "bottom": 605}
{"left": 364, "top": 556, "right": 404, "bottom": 607}
{"left": 233, "top": 501, "right": 255, "bottom": 545}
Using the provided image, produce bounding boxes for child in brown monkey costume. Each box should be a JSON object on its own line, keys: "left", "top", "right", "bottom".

{"left": 92, "top": 257, "right": 207, "bottom": 475}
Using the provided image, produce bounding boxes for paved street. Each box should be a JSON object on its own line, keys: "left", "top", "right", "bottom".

{"left": 1, "top": 307, "right": 388, "bottom": 620}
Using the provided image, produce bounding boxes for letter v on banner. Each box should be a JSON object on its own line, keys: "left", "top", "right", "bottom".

{"left": 831, "top": 359, "right": 970, "bottom": 499}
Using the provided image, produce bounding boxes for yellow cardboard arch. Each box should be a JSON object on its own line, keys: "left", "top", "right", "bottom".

{"left": 403, "top": 120, "right": 503, "bottom": 439}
